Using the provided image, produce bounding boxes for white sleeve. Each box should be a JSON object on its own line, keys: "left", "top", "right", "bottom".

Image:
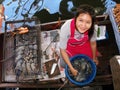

{"left": 59, "top": 20, "right": 71, "bottom": 49}
{"left": 90, "top": 31, "right": 97, "bottom": 41}
{"left": 90, "top": 25, "right": 97, "bottom": 41}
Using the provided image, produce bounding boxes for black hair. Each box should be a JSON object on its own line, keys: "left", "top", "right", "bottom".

{"left": 75, "top": 4, "right": 96, "bottom": 39}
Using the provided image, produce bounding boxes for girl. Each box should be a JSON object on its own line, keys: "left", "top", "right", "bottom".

{"left": 59, "top": 4, "right": 99, "bottom": 76}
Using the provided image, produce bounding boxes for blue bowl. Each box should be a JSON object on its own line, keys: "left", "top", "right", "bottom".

{"left": 65, "top": 54, "right": 96, "bottom": 86}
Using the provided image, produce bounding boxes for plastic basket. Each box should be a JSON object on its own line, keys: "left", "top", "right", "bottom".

{"left": 65, "top": 54, "right": 97, "bottom": 86}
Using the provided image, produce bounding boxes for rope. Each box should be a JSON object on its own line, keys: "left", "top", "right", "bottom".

{"left": 57, "top": 79, "right": 68, "bottom": 90}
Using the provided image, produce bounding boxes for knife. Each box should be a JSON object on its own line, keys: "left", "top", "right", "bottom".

{"left": 50, "top": 63, "right": 57, "bottom": 75}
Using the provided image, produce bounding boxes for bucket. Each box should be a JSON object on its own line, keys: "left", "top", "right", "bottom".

{"left": 65, "top": 54, "right": 96, "bottom": 86}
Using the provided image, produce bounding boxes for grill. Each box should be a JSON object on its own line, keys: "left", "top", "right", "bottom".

{"left": 2, "top": 18, "right": 42, "bottom": 82}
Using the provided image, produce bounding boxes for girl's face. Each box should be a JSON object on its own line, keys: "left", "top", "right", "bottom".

{"left": 75, "top": 13, "right": 92, "bottom": 33}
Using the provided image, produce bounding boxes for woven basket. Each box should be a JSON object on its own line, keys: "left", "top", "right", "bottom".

{"left": 110, "top": 55, "right": 120, "bottom": 90}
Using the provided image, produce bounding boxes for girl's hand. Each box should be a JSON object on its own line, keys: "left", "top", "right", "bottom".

{"left": 70, "top": 67, "right": 78, "bottom": 76}
{"left": 93, "top": 58, "right": 99, "bottom": 65}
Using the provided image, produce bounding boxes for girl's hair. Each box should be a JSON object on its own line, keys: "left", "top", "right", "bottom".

{"left": 75, "top": 4, "right": 96, "bottom": 39}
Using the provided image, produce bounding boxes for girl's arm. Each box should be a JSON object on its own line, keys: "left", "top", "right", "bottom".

{"left": 60, "top": 48, "right": 78, "bottom": 76}
{"left": 90, "top": 41, "right": 99, "bottom": 65}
